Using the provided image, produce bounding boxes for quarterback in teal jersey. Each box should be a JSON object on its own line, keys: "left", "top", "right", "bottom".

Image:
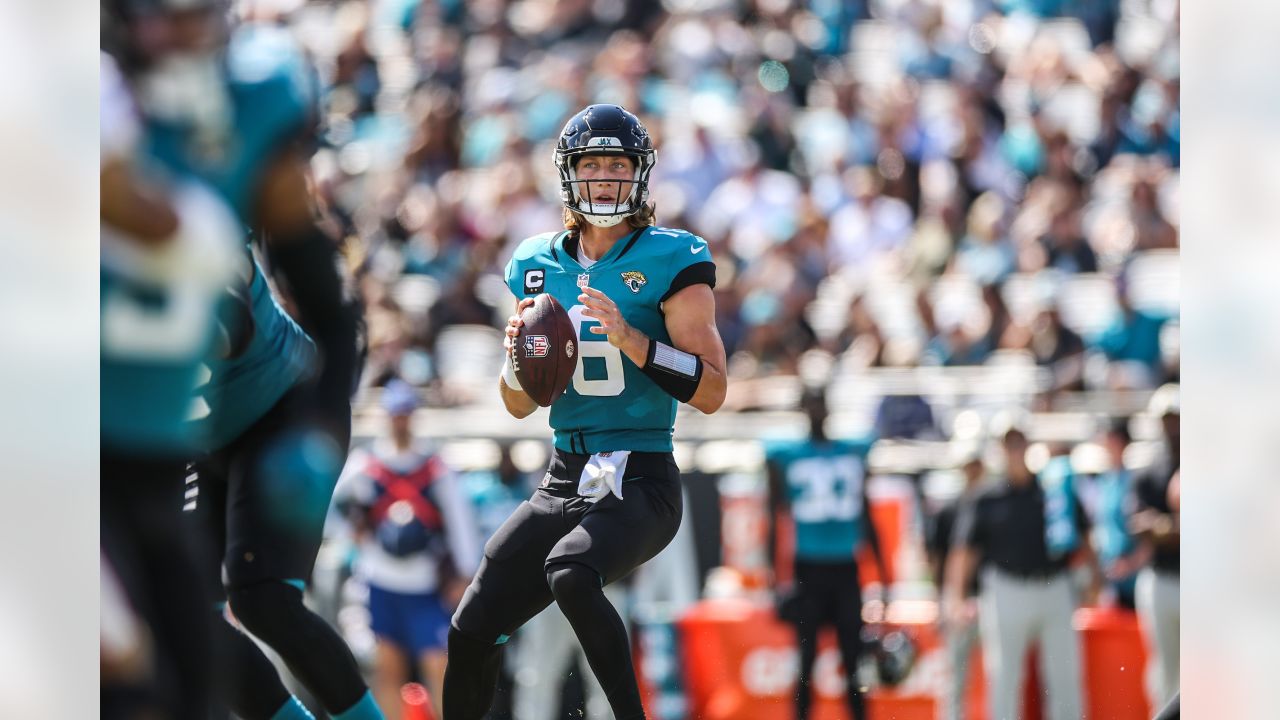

{"left": 107, "top": 2, "right": 378, "bottom": 718}
{"left": 444, "top": 105, "right": 727, "bottom": 720}
{"left": 766, "top": 388, "right": 890, "bottom": 720}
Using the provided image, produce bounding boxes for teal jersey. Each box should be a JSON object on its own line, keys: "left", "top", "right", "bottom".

{"left": 766, "top": 438, "right": 872, "bottom": 561}
{"left": 1093, "top": 470, "right": 1137, "bottom": 565}
{"left": 144, "top": 24, "right": 319, "bottom": 450}
{"left": 191, "top": 265, "right": 317, "bottom": 450}
{"left": 504, "top": 227, "right": 716, "bottom": 454}
{"left": 101, "top": 51, "right": 241, "bottom": 457}
{"left": 100, "top": 262, "right": 220, "bottom": 456}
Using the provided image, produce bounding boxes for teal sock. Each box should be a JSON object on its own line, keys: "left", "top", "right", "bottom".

{"left": 269, "top": 696, "right": 315, "bottom": 720}
{"left": 332, "top": 691, "right": 385, "bottom": 720}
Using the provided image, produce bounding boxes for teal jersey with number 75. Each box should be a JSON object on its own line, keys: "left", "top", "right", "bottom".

{"left": 504, "top": 226, "right": 716, "bottom": 454}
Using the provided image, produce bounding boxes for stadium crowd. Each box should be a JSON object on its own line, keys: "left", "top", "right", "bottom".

{"left": 264, "top": 0, "right": 1180, "bottom": 403}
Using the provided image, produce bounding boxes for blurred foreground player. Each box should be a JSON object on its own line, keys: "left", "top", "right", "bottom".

{"left": 106, "top": 1, "right": 378, "bottom": 717}
{"left": 443, "top": 104, "right": 728, "bottom": 720}
{"left": 100, "top": 47, "right": 241, "bottom": 718}
{"left": 765, "top": 388, "right": 891, "bottom": 720}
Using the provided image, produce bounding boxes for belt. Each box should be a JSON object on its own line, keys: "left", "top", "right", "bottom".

{"left": 547, "top": 449, "right": 675, "bottom": 483}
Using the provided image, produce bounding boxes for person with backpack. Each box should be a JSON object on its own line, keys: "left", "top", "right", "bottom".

{"left": 341, "top": 380, "right": 482, "bottom": 719}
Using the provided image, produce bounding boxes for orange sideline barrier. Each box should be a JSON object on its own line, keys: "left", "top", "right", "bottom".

{"left": 674, "top": 600, "right": 1150, "bottom": 720}
{"left": 1077, "top": 606, "right": 1151, "bottom": 720}
{"left": 676, "top": 599, "right": 936, "bottom": 720}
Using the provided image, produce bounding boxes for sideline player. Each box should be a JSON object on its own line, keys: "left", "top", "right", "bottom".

{"left": 105, "top": 2, "right": 378, "bottom": 717}
{"left": 442, "top": 104, "right": 728, "bottom": 720}
{"left": 765, "top": 388, "right": 891, "bottom": 720}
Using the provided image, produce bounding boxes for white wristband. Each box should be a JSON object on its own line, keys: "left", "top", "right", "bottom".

{"left": 501, "top": 355, "right": 523, "bottom": 391}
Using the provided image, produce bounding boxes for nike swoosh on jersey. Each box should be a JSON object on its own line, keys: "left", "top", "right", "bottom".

{"left": 690, "top": 243, "right": 706, "bottom": 254}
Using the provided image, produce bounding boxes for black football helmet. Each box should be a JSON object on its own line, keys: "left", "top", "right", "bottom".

{"left": 554, "top": 104, "right": 656, "bottom": 228}
{"left": 862, "top": 625, "right": 918, "bottom": 687}
{"left": 102, "top": 0, "right": 229, "bottom": 73}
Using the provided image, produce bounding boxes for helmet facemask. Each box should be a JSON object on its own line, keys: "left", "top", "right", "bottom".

{"left": 554, "top": 127, "right": 655, "bottom": 228}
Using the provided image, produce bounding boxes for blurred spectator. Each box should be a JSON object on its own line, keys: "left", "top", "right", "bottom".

{"left": 361, "top": 277, "right": 420, "bottom": 390}
{"left": 953, "top": 192, "right": 1015, "bottom": 286}
{"left": 826, "top": 166, "right": 914, "bottom": 271}
{"left": 1129, "top": 171, "right": 1179, "bottom": 251}
{"left": 1131, "top": 384, "right": 1180, "bottom": 710}
{"left": 328, "top": 27, "right": 381, "bottom": 121}
{"left": 923, "top": 314, "right": 993, "bottom": 367}
{"left": 422, "top": 266, "right": 498, "bottom": 354}
{"left": 403, "top": 88, "right": 463, "bottom": 184}
{"left": 829, "top": 295, "right": 887, "bottom": 369}
{"left": 873, "top": 340, "right": 939, "bottom": 441}
{"left": 874, "top": 392, "right": 938, "bottom": 442}
{"left": 1092, "top": 274, "right": 1171, "bottom": 389}
{"left": 336, "top": 381, "right": 482, "bottom": 719}
{"left": 1039, "top": 206, "right": 1098, "bottom": 275}
{"left": 979, "top": 282, "right": 1014, "bottom": 353}
{"left": 1000, "top": 297, "right": 1086, "bottom": 393}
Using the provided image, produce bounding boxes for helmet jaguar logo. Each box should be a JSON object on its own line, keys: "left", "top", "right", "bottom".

{"left": 621, "top": 271, "right": 647, "bottom": 293}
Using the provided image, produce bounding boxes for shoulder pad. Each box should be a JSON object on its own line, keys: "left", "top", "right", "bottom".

{"left": 512, "top": 231, "right": 561, "bottom": 262}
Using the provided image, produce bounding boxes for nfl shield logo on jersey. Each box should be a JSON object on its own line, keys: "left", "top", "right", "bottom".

{"left": 525, "top": 335, "right": 550, "bottom": 358}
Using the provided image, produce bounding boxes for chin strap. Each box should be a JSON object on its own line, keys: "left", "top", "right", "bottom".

{"left": 583, "top": 213, "right": 627, "bottom": 228}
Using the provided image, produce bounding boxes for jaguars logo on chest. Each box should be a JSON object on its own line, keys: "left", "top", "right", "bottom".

{"left": 620, "top": 271, "right": 648, "bottom": 294}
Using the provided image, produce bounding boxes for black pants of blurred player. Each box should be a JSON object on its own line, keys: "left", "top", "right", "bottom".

{"left": 192, "top": 381, "right": 369, "bottom": 719}
{"left": 102, "top": 452, "right": 213, "bottom": 719}
{"left": 444, "top": 450, "right": 683, "bottom": 720}
{"left": 783, "top": 560, "right": 866, "bottom": 720}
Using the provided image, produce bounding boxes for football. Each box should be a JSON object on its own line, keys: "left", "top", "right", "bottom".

{"left": 513, "top": 293, "right": 578, "bottom": 407}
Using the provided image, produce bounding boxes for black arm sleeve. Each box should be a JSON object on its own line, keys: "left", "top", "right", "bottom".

{"left": 267, "top": 226, "right": 362, "bottom": 405}
{"left": 660, "top": 261, "right": 716, "bottom": 302}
